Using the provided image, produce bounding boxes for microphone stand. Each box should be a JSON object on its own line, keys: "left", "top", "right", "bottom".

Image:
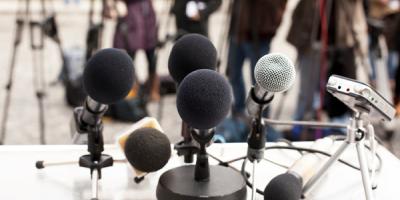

{"left": 246, "top": 87, "right": 273, "bottom": 200}
{"left": 157, "top": 128, "right": 247, "bottom": 200}
{"left": 302, "top": 108, "right": 377, "bottom": 200}
{"left": 35, "top": 99, "right": 116, "bottom": 200}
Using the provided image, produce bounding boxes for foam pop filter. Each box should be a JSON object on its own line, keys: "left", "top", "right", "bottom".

{"left": 83, "top": 48, "right": 134, "bottom": 104}
{"left": 264, "top": 173, "right": 303, "bottom": 200}
{"left": 124, "top": 127, "right": 171, "bottom": 173}
{"left": 176, "top": 69, "right": 232, "bottom": 129}
{"left": 168, "top": 34, "right": 217, "bottom": 83}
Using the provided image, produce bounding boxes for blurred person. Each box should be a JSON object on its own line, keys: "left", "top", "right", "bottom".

{"left": 214, "top": 0, "right": 287, "bottom": 143}
{"left": 227, "top": 0, "right": 287, "bottom": 117}
{"left": 288, "top": 0, "right": 369, "bottom": 140}
{"left": 171, "top": 0, "right": 222, "bottom": 37}
{"left": 64, "top": 0, "right": 80, "bottom": 4}
{"left": 393, "top": 12, "right": 400, "bottom": 113}
{"left": 108, "top": 0, "right": 160, "bottom": 101}
{"left": 367, "top": 0, "right": 400, "bottom": 86}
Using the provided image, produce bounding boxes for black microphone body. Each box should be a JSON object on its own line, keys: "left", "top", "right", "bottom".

{"left": 71, "top": 97, "right": 107, "bottom": 145}
{"left": 246, "top": 85, "right": 274, "bottom": 162}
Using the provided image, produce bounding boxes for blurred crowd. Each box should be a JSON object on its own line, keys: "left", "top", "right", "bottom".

{"left": 49, "top": 0, "right": 400, "bottom": 143}
{"left": 97, "top": 0, "right": 400, "bottom": 142}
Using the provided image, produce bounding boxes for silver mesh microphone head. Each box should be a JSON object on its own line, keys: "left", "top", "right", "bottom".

{"left": 254, "top": 53, "right": 296, "bottom": 93}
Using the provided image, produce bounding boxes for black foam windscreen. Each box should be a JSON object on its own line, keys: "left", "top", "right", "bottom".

{"left": 264, "top": 173, "right": 303, "bottom": 200}
{"left": 83, "top": 48, "right": 134, "bottom": 104}
{"left": 176, "top": 69, "right": 232, "bottom": 129}
{"left": 124, "top": 128, "right": 171, "bottom": 173}
{"left": 168, "top": 34, "right": 217, "bottom": 83}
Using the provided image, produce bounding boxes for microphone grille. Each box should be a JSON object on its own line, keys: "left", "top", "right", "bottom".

{"left": 254, "top": 53, "right": 296, "bottom": 93}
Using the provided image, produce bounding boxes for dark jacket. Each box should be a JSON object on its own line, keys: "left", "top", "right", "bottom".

{"left": 229, "top": 0, "right": 287, "bottom": 42}
{"left": 171, "top": 0, "right": 222, "bottom": 36}
{"left": 286, "top": 0, "right": 318, "bottom": 51}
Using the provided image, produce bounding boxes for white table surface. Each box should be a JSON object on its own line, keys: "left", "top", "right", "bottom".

{"left": 0, "top": 142, "right": 399, "bottom": 200}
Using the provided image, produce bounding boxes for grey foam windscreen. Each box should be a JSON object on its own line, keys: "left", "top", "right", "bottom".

{"left": 254, "top": 53, "right": 296, "bottom": 93}
{"left": 264, "top": 173, "right": 303, "bottom": 200}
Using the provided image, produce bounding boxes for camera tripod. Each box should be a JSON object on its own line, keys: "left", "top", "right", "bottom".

{"left": 0, "top": 0, "right": 62, "bottom": 144}
{"left": 302, "top": 110, "right": 378, "bottom": 200}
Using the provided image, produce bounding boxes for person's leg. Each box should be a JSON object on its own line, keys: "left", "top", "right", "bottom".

{"left": 227, "top": 39, "right": 246, "bottom": 116}
{"left": 246, "top": 40, "right": 271, "bottom": 84}
{"left": 243, "top": 40, "right": 271, "bottom": 117}
{"left": 145, "top": 48, "right": 160, "bottom": 101}
{"left": 294, "top": 50, "right": 320, "bottom": 121}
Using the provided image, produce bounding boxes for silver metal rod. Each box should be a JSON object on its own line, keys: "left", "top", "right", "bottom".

{"left": 356, "top": 141, "right": 374, "bottom": 200}
{"left": 92, "top": 169, "right": 99, "bottom": 199}
{"left": 303, "top": 141, "right": 350, "bottom": 194}
{"left": 263, "top": 118, "right": 347, "bottom": 129}
{"left": 42, "top": 160, "right": 78, "bottom": 167}
{"left": 113, "top": 159, "right": 127, "bottom": 164}
{"left": 251, "top": 162, "right": 257, "bottom": 200}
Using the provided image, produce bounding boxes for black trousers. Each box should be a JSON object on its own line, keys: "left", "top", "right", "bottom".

{"left": 128, "top": 48, "right": 157, "bottom": 76}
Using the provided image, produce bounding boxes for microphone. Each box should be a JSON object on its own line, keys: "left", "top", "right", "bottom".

{"left": 117, "top": 117, "right": 171, "bottom": 174}
{"left": 264, "top": 137, "right": 334, "bottom": 200}
{"left": 246, "top": 53, "right": 296, "bottom": 118}
{"left": 123, "top": 127, "right": 171, "bottom": 173}
{"left": 156, "top": 69, "right": 247, "bottom": 200}
{"left": 71, "top": 48, "right": 134, "bottom": 144}
{"left": 168, "top": 33, "right": 218, "bottom": 163}
{"left": 168, "top": 33, "right": 217, "bottom": 84}
{"left": 176, "top": 69, "right": 232, "bottom": 130}
{"left": 247, "top": 53, "right": 296, "bottom": 162}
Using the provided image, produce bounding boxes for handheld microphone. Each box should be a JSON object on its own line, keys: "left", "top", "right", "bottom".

{"left": 264, "top": 137, "right": 334, "bottom": 200}
{"left": 247, "top": 53, "right": 296, "bottom": 162}
{"left": 246, "top": 53, "right": 296, "bottom": 118}
{"left": 71, "top": 48, "right": 134, "bottom": 144}
{"left": 168, "top": 33, "right": 218, "bottom": 163}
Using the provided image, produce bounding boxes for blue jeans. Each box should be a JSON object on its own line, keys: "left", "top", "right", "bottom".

{"left": 227, "top": 39, "right": 270, "bottom": 115}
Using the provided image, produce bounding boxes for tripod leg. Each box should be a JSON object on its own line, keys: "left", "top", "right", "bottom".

{"left": 30, "top": 20, "right": 47, "bottom": 144}
{"left": 367, "top": 124, "right": 377, "bottom": 189}
{"left": 91, "top": 168, "right": 99, "bottom": 200}
{"left": 0, "top": 19, "right": 25, "bottom": 144}
{"left": 356, "top": 141, "right": 375, "bottom": 200}
{"left": 303, "top": 141, "right": 350, "bottom": 195}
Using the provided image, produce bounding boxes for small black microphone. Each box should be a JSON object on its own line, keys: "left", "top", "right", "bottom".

{"left": 72, "top": 48, "right": 134, "bottom": 144}
{"left": 168, "top": 33, "right": 217, "bottom": 84}
{"left": 124, "top": 127, "right": 171, "bottom": 173}
{"left": 176, "top": 69, "right": 232, "bottom": 130}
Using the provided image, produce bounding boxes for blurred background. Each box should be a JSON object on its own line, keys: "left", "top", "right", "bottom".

{"left": 0, "top": 0, "right": 399, "bottom": 157}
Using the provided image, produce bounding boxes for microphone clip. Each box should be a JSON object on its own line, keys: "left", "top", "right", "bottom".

{"left": 247, "top": 118, "right": 266, "bottom": 163}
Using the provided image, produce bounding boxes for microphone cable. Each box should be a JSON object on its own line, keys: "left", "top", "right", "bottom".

{"left": 207, "top": 136, "right": 383, "bottom": 196}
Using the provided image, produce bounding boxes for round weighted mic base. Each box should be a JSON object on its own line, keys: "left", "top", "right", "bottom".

{"left": 156, "top": 165, "right": 247, "bottom": 200}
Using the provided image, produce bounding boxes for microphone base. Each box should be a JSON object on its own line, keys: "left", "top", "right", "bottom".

{"left": 156, "top": 165, "right": 247, "bottom": 200}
